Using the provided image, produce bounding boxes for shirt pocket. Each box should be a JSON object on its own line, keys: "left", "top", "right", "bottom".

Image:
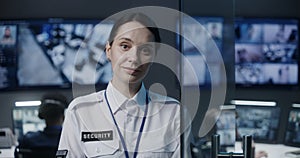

{"left": 83, "top": 140, "right": 121, "bottom": 158}
{"left": 138, "top": 141, "right": 179, "bottom": 158}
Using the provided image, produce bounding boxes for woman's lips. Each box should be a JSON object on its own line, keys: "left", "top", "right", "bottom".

{"left": 123, "top": 67, "right": 141, "bottom": 75}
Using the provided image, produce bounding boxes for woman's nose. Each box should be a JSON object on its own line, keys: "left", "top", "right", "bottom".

{"left": 127, "top": 47, "right": 140, "bottom": 63}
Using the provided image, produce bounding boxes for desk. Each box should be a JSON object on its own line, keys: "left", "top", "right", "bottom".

{"left": 0, "top": 146, "right": 15, "bottom": 158}
{"left": 231, "top": 142, "right": 300, "bottom": 158}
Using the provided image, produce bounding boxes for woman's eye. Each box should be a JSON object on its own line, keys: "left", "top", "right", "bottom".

{"left": 140, "top": 46, "right": 154, "bottom": 55}
{"left": 120, "top": 44, "right": 130, "bottom": 51}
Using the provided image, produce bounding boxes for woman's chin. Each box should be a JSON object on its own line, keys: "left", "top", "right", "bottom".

{"left": 127, "top": 76, "right": 143, "bottom": 84}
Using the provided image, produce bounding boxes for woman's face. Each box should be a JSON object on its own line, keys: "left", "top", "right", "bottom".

{"left": 106, "top": 21, "right": 155, "bottom": 85}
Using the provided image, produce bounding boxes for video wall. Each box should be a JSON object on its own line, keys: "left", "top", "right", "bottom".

{"left": 0, "top": 19, "right": 113, "bottom": 90}
{"left": 235, "top": 18, "right": 299, "bottom": 87}
{"left": 180, "top": 17, "right": 299, "bottom": 88}
{"left": 1, "top": 17, "right": 299, "bottom": 90}
{"left": 180, "top": 16, "right": 224, "bottom": 87}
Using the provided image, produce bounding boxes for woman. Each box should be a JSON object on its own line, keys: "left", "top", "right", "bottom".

{"left": 58, "top": 13, "right": 191, "bottom": 158}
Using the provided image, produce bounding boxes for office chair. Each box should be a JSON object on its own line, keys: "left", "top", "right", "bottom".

{"left": 211, "top": 135, "right": 253, "bottom": 158}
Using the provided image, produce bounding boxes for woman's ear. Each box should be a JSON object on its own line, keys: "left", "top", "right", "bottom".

{"left": 105, "top": 41, "right": 111, "bottom": 61}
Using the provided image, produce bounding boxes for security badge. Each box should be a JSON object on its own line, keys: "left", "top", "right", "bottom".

{"left": 81, "top": 130, "right": 113, "bottom": 142}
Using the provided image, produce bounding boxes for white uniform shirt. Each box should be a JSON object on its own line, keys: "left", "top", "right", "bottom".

{"left": 58, "top": 83, "right": 191, "bottom": 157}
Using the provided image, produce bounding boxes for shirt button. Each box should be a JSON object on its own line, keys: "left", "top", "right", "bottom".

{"left": 127, "top": 117, "right": 132, "bottom": 122}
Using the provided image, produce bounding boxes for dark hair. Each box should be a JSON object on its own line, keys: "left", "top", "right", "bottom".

{"left": 38, "top": 94, "right": 67, "bottom": 121}
{"left": 108, "top": 13, "right": 161, "bottom": 46}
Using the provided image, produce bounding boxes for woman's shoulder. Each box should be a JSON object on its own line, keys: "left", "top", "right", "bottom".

{"left": 67, "top": 90, "right": 105, "bottom": 110}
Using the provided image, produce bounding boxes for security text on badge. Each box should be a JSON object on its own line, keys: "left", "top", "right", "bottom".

{"left": 81, "top": 130, "right": 113, "bottom": 142}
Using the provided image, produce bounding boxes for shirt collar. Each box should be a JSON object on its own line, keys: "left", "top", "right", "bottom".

{"left": 106, "top": 82, "right": 147, "bottom": 114}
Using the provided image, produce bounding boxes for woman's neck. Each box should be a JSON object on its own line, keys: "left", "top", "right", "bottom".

{"left": 111, "top": 79, "right": 142, "bottom": 98}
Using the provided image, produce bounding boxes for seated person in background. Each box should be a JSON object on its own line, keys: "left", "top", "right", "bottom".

{"left": 17, "top": 94, "right": 67, "bottom": 150}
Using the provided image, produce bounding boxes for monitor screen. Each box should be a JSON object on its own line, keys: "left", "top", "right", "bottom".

{"left": 236, "top": 105, "right": 281, "bottom": 143}
{"left": 179, "top": 16, "right": 224, "bottom": 87}
{"left": 235, "top": 18, "right": 299, "bottom": 87}
{"left": 0, "top": 25, "right": 18, "bottom": 90}
{"left": 0, "top": 18, "right": 114, "bottom": 90}
{"left": 216, "top": 106, "right": 236, "bottom": 147}
{"left": 12, "top": 106, "right": 45, "bottom": 139}
{"left": 284, "top": 108, "right": 300, "bottom": 147}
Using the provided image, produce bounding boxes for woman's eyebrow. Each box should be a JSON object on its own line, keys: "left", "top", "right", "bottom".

{"left": 116, "top": 37, "right": 154, "bottom": 47}
{"left": 117, "top": 37, "right": 133, "bottom": 43}
{"left": 140, "top": 43, "right": 154, "bottom": 48}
